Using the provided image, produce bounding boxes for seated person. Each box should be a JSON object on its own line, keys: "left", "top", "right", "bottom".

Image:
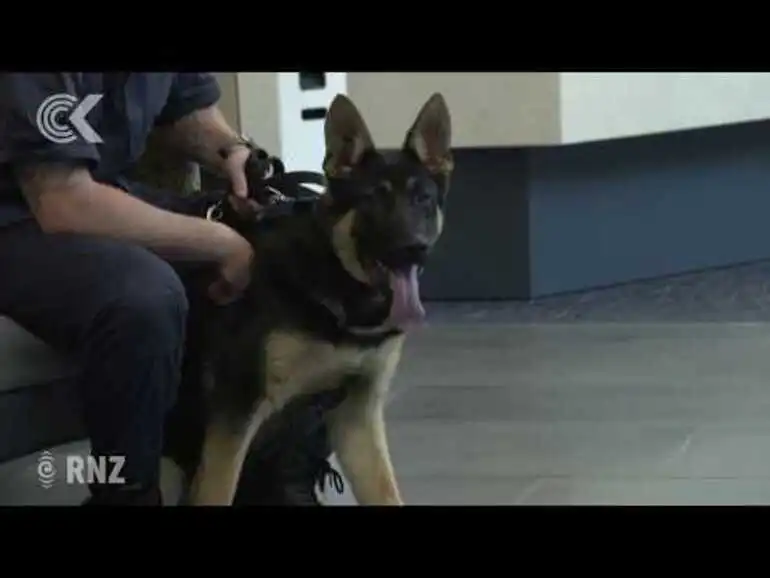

{"left": 0, "top": 73, "right": 340, "bottom": 505}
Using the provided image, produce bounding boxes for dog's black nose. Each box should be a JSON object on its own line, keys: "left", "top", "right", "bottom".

{"left": 382, "top": 242, "right": 429, "bottom": 270}
{"left": 405, "top": 242, "right": 429, "bottom": 258}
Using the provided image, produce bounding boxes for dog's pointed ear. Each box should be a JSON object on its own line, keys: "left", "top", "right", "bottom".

{"left": 403, "top": 93, "right": 453, "bottom": 175}
{"left": 323, "top": 94, "right": 375, "bottom": 177}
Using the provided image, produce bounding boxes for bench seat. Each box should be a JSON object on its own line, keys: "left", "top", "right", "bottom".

{"left": 0, "top": 317, "right": 83, "bottom": 464}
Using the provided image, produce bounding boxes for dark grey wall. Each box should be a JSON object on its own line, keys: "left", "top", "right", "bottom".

{"left": 420, "top": 149, "right": 531, "bottom": 300}
{"left": 421, "top": 119, "right": 770, "bottom": 301}
{"left": 529, "top": 120, "right": 770, "bottom": 296}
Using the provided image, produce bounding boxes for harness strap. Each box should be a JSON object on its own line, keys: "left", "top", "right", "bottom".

{"left": 219, "top": 139, "right": 326, "bottom": 209}
{"left": 205, "top": 164, "right": 326, "bottom": 223}
{"left": 204, "top": 149, "right": 396, "bottom": 339}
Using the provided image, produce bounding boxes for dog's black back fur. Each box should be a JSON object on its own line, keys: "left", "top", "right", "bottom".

{"left": 166, "top": 93, "right": 453, "bottom": 501}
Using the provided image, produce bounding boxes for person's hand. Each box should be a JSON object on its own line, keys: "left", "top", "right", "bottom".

{"left": 222, "top": 144, "right": 262, "bottom": 219}
{"left": 208, "top": 228, "right": 254, "bottom": 305}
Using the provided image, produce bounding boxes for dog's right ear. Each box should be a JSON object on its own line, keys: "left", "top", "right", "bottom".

{"left": 323, "top": 95, "right": 375, "bottom": 178}
{"left": 402, "top": 93, "right": 453, "bottom": 176}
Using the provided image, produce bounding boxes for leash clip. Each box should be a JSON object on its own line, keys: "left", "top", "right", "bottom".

{"left": 205, "top": 200, "right": 224, "bottom": 222}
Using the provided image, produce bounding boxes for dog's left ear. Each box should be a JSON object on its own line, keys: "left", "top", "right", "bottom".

{"left": 403, "top": 93, "right": 453, "bottom": 175}
{"left": 323, "top": 94, "right": 376, "bottom": 178}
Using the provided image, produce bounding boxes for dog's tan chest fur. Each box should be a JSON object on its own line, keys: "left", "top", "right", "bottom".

{"left": 264, "top": 330, "right": 403, "bottom": 408}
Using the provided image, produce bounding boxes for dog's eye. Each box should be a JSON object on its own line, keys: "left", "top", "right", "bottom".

{"left": 407, "top": 177, "right": 436, "bottom": 206}
{"left": 413, "top": 189, "right": 433, "bottom": 205}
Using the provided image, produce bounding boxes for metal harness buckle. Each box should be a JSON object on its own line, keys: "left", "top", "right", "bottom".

{"left": 205, "top": 200, "right": 224, "bottom": 222}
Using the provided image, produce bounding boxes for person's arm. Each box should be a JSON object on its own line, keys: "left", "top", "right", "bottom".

{"left": 18, "top": 162, "right": 246, "bottom": 262}
{"left": 152, "top": 73, "right": 249, "bottom": 176}
{"left": 0, "top": 73, "right": 248, "bottom": 263}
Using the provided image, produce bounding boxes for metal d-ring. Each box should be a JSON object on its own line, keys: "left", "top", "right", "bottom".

{"left": 205, "top": 200, "right": 224, "bottom": 222}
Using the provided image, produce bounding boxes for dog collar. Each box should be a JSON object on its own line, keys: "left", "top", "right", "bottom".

{"left": 316, "top": 295, "right": 401, "bottom": 337}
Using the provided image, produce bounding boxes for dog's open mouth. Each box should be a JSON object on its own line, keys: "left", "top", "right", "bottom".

{"left": 372, "top": 261, "right": 426, "bottom": 331}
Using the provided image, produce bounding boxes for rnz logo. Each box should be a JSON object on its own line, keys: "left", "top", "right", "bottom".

{"left": 66, "top": 455, "right": 126, "bottom": 485}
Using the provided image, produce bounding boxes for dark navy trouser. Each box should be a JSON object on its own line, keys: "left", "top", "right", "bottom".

{"left": 0, "top": 183, "right": 212, "bottom": 492}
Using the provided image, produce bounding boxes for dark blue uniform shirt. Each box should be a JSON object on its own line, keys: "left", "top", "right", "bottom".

{"left": 0, "top": 72, "right": 221, "bottom": 226}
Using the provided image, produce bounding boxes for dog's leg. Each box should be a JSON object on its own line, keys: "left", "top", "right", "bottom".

{"left": 187, "top": 399, "right": 276, "bottom": 506}
{"left": 327, "top": 337, "right": 404, "bottom": 506}
{"left": 329, "top": 395, "right": 401, "bottom": 505}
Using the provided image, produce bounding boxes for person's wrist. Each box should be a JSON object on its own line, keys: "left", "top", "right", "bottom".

{"left": 220, "top": 223, "right": 253, "bottom": 262}
{"left": 207, "top": 220, "right": 251, "bottom": 262}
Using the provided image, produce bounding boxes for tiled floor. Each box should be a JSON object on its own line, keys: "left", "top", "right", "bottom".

{"left": 377, "top": 322, "right": 770, "bottom": 506}
{"left": 5, "top": 321, "right": 770, "bottom": 506}
{"left": 9, "top": 260, "right": 770, "bottom": 505}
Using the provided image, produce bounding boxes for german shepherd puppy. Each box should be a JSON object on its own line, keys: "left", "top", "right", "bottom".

{"left": 187, "top": 92, "right": 453, "bottom": 506}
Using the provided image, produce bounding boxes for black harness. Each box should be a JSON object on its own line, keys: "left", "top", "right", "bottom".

{"left": 205, "top": 146, "right": 399, "bottom": 343}
{"left": 205, "top": 148, "right": 326, "bottom": 224}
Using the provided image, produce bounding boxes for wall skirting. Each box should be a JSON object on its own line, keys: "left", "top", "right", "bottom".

{"left": 420, "top": 119, "right": 770, "bottom": 300}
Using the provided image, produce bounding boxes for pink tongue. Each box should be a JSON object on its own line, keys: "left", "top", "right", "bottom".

{"left": 387, "top": 265, "right": 426, "bottom": 330}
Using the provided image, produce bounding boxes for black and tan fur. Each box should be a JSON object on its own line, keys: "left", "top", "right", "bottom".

{"left": 187, "top": 93, "right": 453, "bottom": 506}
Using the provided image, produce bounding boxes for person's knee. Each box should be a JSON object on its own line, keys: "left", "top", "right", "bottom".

{"left": 92, "top": 249, "right": 189, "bottom": 353}
{"left": 83, "top": 250, "right": 189, "bottom": 419}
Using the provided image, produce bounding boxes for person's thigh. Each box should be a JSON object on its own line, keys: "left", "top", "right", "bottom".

{"left": 0, "top": 220, "right": 188, "bottom": 359}
{"left": 0, "top": 219, "right": 191, "bottom": 489}
{"left": 0, "top": 180, "right": 210, "bottom": 357}
{"left": 120, "top": 181, "right": 213, "bottom": 476}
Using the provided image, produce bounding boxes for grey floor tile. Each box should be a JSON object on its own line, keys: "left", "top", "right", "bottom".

{"left": 8, "top": 319, "right": 770, "bottom": 506}
{"left": 387, "top": 421, "right": 690, "bottom": 478}
{"left": 520, "top": 477, "right": 770, "bottom": 505}
{"left": 395, "top": 324, "right": 770, "bottom": 391}
{"left": 388, "top": 382, "right": 756, "bottom": 424}
{"left": 662, "top": 429, "right": 770, "bottom": 478}
{"left": 322, "top": 458, "right": 537, "bottom": 506}
{"left": 399, "top": 476, "right": 537, "bottom": 505}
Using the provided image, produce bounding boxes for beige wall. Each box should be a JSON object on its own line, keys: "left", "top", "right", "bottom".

{"left": 560, "top": 72, "right": 770, "bottom": 144}
{"left": 213, "top": 72, "right": 770, "bottom": 151}
{"left": 346, "top": 73, "right": 561, "bottom": 148}
{"left": 213, "top": 73, "right": 282, "bottom": 154}
{"left": 212, "top": 73, "right": 239, "bottom": 130}
{"left": 212, "top": 72, "right": 562, "bottom": 150}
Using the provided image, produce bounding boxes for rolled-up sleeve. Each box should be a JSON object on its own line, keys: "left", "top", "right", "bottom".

{"left": 154, "top": 73, "right": 221, "bottom": 127}
{"left": 0, "top": 73, "right": 100, "bottom": 168}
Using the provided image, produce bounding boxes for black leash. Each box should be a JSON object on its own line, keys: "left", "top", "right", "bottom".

{"left": 206, "top": 142, "right": 326, "bottom": 223}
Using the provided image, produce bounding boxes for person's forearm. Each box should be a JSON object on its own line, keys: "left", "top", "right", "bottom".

{"left": 25, "top": 169, "right": 244, "bottom": 263}
{"left": 157, "top": 105, "right": 245, "bottom": 175}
